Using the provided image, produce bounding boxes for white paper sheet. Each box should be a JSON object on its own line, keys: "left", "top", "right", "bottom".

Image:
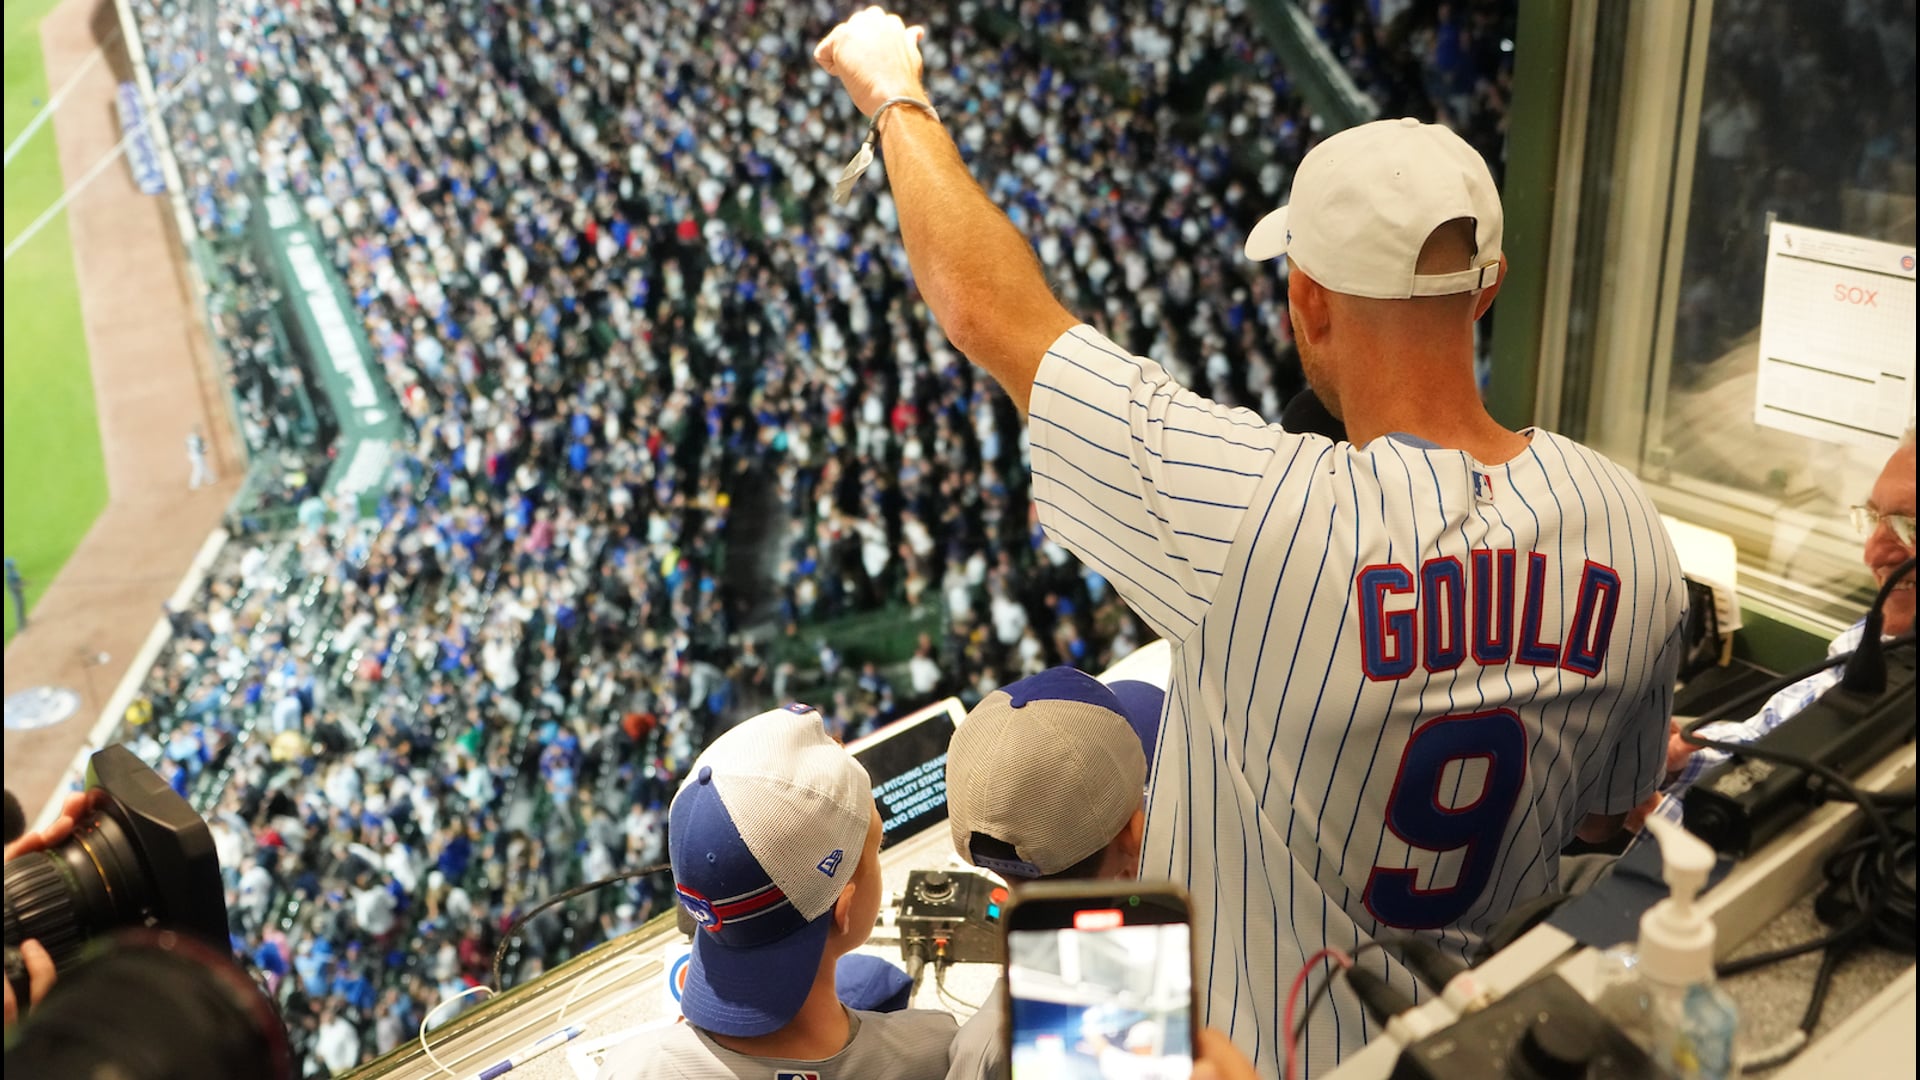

{"left": 1754, "top": 221, "right": 1916, "bottom": 448}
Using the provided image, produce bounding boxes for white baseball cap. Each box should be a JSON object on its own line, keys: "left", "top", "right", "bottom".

{"left": 669, "top": 704, "right": 874, "bottom": 1036}
{"left": 1244, "top": 117, "right": 1504, "bottom": 299}
{"left": 947, "top": 667, "right": 1163, "bottom": 879}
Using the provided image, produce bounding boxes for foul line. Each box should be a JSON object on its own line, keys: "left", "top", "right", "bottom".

{"left": 2, "top": 27, "right": 122, "bottom": 170}
{"left": 2, "top": 58, "right": 205, "bottom": 265}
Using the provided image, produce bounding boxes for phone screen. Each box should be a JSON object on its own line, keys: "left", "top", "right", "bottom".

{"left": 1005, "top": 891, "right": 1195, "bottom": 1080}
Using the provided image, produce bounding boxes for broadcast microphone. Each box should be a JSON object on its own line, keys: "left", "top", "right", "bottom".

{"left": 1842, "top": 554, "right": 1917, "bottom": 693}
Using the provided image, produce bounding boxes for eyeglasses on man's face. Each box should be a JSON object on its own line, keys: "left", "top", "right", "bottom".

{"left": 1851, "top": 504, "right": 1917, "bottom": 548}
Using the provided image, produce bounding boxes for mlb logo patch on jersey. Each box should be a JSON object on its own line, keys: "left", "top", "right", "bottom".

{"left": 775, "top": 1072, "right": 823, "bottom": 1080}
{"left": 1472, "top": 470, "right": 1497, "bottom": 503}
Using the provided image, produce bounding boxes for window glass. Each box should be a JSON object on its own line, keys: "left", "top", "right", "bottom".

{"left": 1650, "top": 0, "right": 1915, "bottom": 620}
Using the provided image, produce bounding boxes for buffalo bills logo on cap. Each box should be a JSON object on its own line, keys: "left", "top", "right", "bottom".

{"left": 817, "top": 849, "right": 844, "bottom": 877}
{"left": 677, "top": 883, "right": 723, "bottom": 931}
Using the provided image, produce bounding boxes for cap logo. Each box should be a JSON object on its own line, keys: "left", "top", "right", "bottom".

{"left": 676, "top": 883, "right": 723, "bottom": 931}
{"left": 817, "top": 849, "right": 844, "bottom": 878}
{"left": 677, "top": 879, "right": 793, "bottom": 935}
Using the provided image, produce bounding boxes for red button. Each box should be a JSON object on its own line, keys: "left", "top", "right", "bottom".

{"left": 990, "top": 888, "right": 1008, "bottom": 904}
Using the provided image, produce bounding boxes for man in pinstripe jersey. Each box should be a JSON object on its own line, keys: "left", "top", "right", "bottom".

{"left": 816, "top": 11, "right": 1686, "bottom": 1077}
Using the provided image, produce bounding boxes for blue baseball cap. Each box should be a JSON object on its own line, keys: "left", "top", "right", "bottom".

{"left": 1102, "top": 679, "right": 1167, "bottom": 776}
{"left": 669, "top": 704, "right": 875, "bottom": 1037}
{"left": 835, "top": 953, "right": 915, "bottom": 1013}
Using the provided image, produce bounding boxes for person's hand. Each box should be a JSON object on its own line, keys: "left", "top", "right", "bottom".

{"left": 2, "top": 940, "right": 55, "bottom": 1027}
{"left": 812, "top": 7, "right": 929, "bottom": 117}
{"left": 3, "top": 790, "right": 90, "bottom": 863}
{"left": 0, "top": 791, "right": 79, "bottom": 1028}
{"left": 1625, "top": 791, "right": 1662, "bottom": 835}
{"left": 1192, "top": 1029, "right": 1258, "bottom": 1080}
{"left": 1664, "top": 718, "right": 1699, "bottom": 781}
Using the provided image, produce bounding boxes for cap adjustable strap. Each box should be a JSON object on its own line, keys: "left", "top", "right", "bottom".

{"left": 1409, "top": 259, "right": 1502, "bottom": 297}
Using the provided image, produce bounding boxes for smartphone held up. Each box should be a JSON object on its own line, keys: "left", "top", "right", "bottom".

{"left": 1002, "top": 882, "right": 1197, "bottom": 1080}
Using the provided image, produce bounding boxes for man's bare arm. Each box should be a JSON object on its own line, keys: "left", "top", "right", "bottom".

{"left": 873, "top": 108, "right": 1076, "bottom": 413}
{"left": 815, "top": 8, "right": 1076, "bottom": 414}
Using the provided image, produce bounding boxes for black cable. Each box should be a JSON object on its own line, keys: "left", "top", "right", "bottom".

{"left": 933, "top": 964, "right": 980, "bottom": 1012}
{"left": 1343, "top": 966, "right": 1416, "bottom": 1026}
{"left": 1679, "top": 630, "right": 1913, "bottom": 737}
{"left": 1683, "top": 722, "right": 1898, "bottom": 955}
{"left": 491, "top": 860, "right": 671, "bottom": 991}
{"left": 1681, "top": 624, "right": 1916, "bottom": 976}
{"left": 1291, "top": 941, "right": 1386, "bottom": 1042}
{"left": 1807, "top": 778, "right": 1916, "bottom": 807}
{"left": 1717, "top": 924, "right": 1845, "bottom": 977}
{"left": 1841, "top": 554, "right": 1918, "bottom": 693}
{"left": 1821, "top": 826, "right": 1917, "bottom": 954}
{"left": 1795, "top": 942, "right": 1848, "bottom": 1036}
{"left": 1692, "top": 694, "right": 1916, "bottom": 1072}
{"left": 1672, "top": 578, "right": 1917, "bottom": 1071}
{"left": 1736, "top": 944, "right": 1856, "bottom": 1075}
{"left": 1392, "top": 935, "right": 1467, "bottom": 995}
{"left": 1713, "top": 833, "right": 1904, "bottom": 976}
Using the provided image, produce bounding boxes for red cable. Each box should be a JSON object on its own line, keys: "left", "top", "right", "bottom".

{"left": 1282, "top": 946, "right": 1353, "bottom": 1080}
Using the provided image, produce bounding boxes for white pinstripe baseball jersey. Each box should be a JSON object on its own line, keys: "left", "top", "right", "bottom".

{"left": 1028, "top": 325, "right": 1687, "bottom": 1079}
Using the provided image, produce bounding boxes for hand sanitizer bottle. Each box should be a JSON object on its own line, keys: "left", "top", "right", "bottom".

{"left": 1603, "top": 817, "right": 1738, "bottom": 1079}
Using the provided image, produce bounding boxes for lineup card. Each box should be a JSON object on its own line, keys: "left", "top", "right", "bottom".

{"left": 1754, "top": 221, "right": 1917, "bottom": 448}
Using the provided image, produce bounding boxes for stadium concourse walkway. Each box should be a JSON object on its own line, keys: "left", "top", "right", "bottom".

{"left": 2, "top": 0, "right": 240, "bottom": 817}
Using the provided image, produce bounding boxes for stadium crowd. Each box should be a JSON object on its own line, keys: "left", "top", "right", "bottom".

{"left": 113, "top": 0, "right": 1508, "bottom": 1073}
{"left": 1302, "top": 0, "right": 1514, "bottom": 182}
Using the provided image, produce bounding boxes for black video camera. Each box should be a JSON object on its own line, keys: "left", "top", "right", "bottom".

{"left": 4, "top": 744, "right": 230, "bottom": 1003}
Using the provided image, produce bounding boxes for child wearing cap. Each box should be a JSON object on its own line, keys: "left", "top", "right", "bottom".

{"left": 595, "top": 704, "right": 957, "bottom": 1080}
{"left": 939, "top": 666, "right": 1165, "bottom": 1080}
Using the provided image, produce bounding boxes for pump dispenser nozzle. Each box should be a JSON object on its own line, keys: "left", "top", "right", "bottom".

{"left": 1638, "top": 817, "right": 1718, "bottom": 985}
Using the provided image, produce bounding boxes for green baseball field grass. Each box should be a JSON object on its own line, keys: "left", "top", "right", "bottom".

{"left": 3, "top": 0, "right": 107, "bottom": 643}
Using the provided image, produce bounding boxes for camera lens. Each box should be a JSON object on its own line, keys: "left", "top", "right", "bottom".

{"left": 3, "top": 806, "right": 154, "bottom": 985}
{"left": 3, "top": 746, "right": 231, "bottom": 1004}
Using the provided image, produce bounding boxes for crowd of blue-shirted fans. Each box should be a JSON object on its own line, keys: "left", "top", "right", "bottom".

{"left": 115, "top": 0, "right": 1513, "bottom": 1072}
